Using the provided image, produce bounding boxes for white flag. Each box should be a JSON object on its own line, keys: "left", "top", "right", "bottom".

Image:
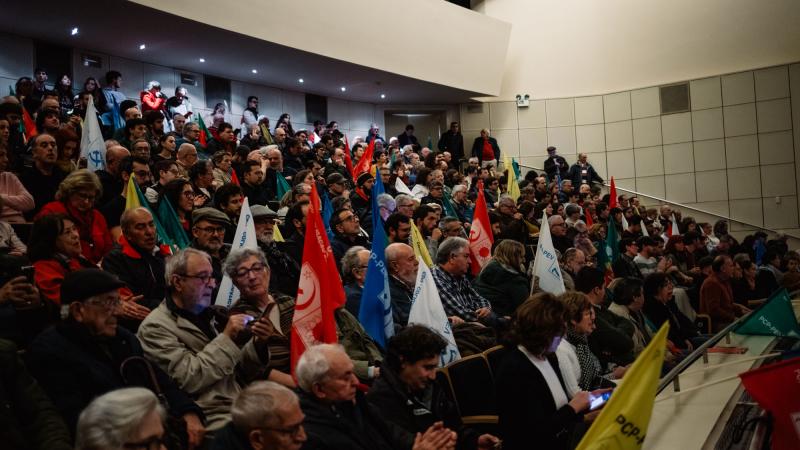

{"left": 214, "top": 197, "right": 258, "bottom": 307}
{"left": 531, "top": 212, "right": 566, "bottom": 294}
{"left": 641, "top": 218, "right": 650, "bottom": 236}
{"left": 621, "top": 214, "right": 629, "bottom": 231}
{"left": 395, "top": 177, "right": 412, "bottom": 195}
{"left": 409, "top": 256, "right": 460, "bottom": 366}
{"left": 80, "top": 99, "right": 106, "bottom": 171}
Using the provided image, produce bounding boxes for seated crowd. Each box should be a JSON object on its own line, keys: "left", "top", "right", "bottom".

{"left": 1, "top": 67, "right": 798, "bottom": 450}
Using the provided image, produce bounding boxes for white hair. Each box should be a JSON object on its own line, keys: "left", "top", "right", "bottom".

{"left": 231, "top": 381, "right": 298, "bottom": 432}
{"left": 75, "top": 387, "right": 164, "bottom": 450}
{"left": 165, "top": 248, "right": 211, "bottom": 285}
{"left": 296, "top": 343, "right": 345, "bottom": 393}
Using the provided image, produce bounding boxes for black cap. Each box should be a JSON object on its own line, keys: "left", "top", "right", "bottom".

{"left": 61, "top": 269, "right": 126, "bottom": 304}
{"left": 326, "top": 172, "right": 346, "bottom": 185}
{"left": 356, "top": 172, "right": 374, "bottom": 187}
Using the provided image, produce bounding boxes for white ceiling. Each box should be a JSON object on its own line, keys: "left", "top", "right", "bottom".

{"left": 0, "top": 0, "right": 485, "bottom": 104}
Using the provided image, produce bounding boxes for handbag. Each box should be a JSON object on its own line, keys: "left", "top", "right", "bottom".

{"left": 120, "top": 356, "right": 190, "bottom": 450}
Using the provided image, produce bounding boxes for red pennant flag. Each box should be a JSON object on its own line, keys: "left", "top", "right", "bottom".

{"left": 196, "top": 114, "right": 211, "bottom": 147}
{"left": 230, "top": 170, "right": 240, "bottom": 186}
{"left": 584, "top": 208, "right": 593, "bottom": 227}
{"left": 667, "top": 213, "right": 679, "bottom": 237}
{"left": 22, "top": 107, "right": 37, "bottom": 141}
{"left": 740, "top": 358, "right": 800, "bottom": 450}
{"left": 290, "top": 183, "right": 344, "bottom": 375}
{"left": 343, "top": 135, "right": 354, "bottom": 178}
{"left": 351, "top": 139, "right": 375, "bottom": 179}
{"left": 468, "top": 180, "right": 494, "bottom": 276}
{"left": 608, "top": 176, "right": 617, "bottom": 209}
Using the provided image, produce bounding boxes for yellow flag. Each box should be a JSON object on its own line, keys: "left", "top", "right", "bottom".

{"left": 576, "top": 322, "right": 670, "bottom": 450}
{"left": 124, "top": 175, "right": 142, "bottom": 211}
{"left": 504, "top": 155, "right": 520, "bottom": 202}
{"left": 273, "top": 224, "right": 285, "bottom": 242}
{"left": 410, "top": 221, "right": 433, "bottom": 267}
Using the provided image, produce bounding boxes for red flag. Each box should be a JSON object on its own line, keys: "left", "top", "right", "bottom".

{"left": 196, "top": 114, "right": 211, "bottom": 147}
{"left": 22, "top": 107, "right": 37, "bottom": 141}
{"left": 343, "top": 135, "right": 355, "bottom": 178}
{"left": 230, "top": 170, "right": 240, "bottom": 186}
{"left": 468, "top": 180, "right": 494, "bottom": 276}
{"left": 740, "top": 357, "right": 800, "bottom": 450}
{"left": 351, "top": 139, "right": 375, "bottom": 179}
{"left": 584, "top": 208, "right": 593, "bottom": 227}
{"left": 290, "top": 183, "right": 344, "bottom": 374}
{"left": 608, "top": 176, "right": 617, "bottom": 209}
{"left": 667, "top": 213, "right": 679, "bottom": 237}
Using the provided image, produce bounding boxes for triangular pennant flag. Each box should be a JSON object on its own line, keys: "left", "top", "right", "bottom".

{"left": 584, "top": 209, "right": 594, "bottom": 227}
{"left": 739, "top": 357, "right": 800, "bottom": 450}
{"left": 410, "top": 221, "right": 433, "bottom": 268}
{"left": 576, "top": 323, "right": 670, "bottom": 450}
{"left": 608, "top": 177, "right": 617, "bottom": 209}
{"left": 735, "top": 289, "right": 800, "bottom": 337}
{"left": 621, "top": 214, "right": 629, "bottom": 231}
{"left": 394, "top": 177, "right": 412, "bottom": 195}
{"left": 597, "top": 213, "right": 621, "bottom": 286}
{"left": 359, "top": 173, "right": 393, "bottom": 347}
{"left": 230, "top": 170, "right": 240, "bottom": 186}
{"left": 22, "top": 107, "right": 37, "bottom": 141}
{"left": 276, "top": 172, "right": 291, "bottom": 200}
{"left": 530, "top": 212, "right": 566, "bottom": 294}
{"left": 409, "top": 255, "right": 460, "bottom": 365}
{"left": 442, "top": 189, "right": 459, "bottom": 219}
{"left": 196, "top": 114, "right": 211, "bottom": 147}
{"left": 273, "top": 224, "right": 285, "bottom": 242}
{"left": 343, "top": 135, "right": 355, "bottom": 177}
{"left": 156, "top": 197, "right": 190, "bottom": 249}
{"left": 80, "top": 99, "right": 106, "bottom": 171}
{"left": 512, "top": 157, "right": 521, "bottom": 180}
{"left": 124, "top": 177, "right": 173, "bottom": 251}
{"left": 320, "top": 190, "right": 334, "bottom": 240}
{"left": 290, "top": 183, "right": 344, "bottom": 375}
{"left": 669, "top": 213, "right": 680, "bottom": 237}
{"left": 352, "top": 139, "right": 375, "bottom": 179}
{"left": 641, "top": 218, "right": 649, "bottom": 237}
{"left": 468, "top": 180, "right": 493, "bottom": 276}
{"left": 504, "top": 154, "right": 520, "bottom": 202}
{"left": 214, "top": 197, "right": 258, "bottom": 308}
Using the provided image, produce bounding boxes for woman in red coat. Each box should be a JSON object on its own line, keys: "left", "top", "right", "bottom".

{"left": 36, "top": 169, "right": 113, "bottom": 264}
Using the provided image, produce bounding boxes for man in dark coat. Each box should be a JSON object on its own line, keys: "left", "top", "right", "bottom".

{"left": 437, "top": 121, "right": 465, "bottom": 164}
{"left": 543, "top": 146, "right": 569, "bottom": 181}
{"left": 470, "top": 129, "right": 500, "bottom": 168}
{"left": 367, "top": 326, "right": 499, "bottom": 450}
{"left": 25, "top": 269, "right": 205, "bottom": 443}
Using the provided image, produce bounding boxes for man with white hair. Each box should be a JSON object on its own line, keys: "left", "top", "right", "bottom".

{"left": 211, "top": 381, "right": 307, "bottom": 450}
{"left": 386, "top": 243, "right": 418, "bottom": 328}
{"left": 431, "top": 237, "right": 495, "bottom": 326}
{"left": 296, "top": 344, "right": 456, "bottom": 449}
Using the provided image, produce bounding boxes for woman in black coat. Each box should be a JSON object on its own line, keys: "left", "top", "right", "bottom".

{"left": 495, "top": 293, "right": 594, "bottom": 450}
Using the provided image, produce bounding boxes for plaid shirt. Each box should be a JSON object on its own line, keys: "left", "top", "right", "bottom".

{"left": 431, "top": 266, "right": 490, "bottom": 322}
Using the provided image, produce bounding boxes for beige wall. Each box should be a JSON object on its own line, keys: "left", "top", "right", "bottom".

{"left": 460, "top": 63, "right": 800, "bottom": 234}
{"left": 472, "top": 0, "right": 800, "bottom": 101}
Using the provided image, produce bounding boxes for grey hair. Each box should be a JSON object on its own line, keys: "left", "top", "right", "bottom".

{"left": 145, "top": 80, "right": 161, "bottom": 90}
{"left": 165, "top": 248, "right": 212, "bottom": 285}
{"left": 231, "top": 381, "right": 298, "bottom": 433}
{"left": 377, "top": 193, "right": 395, "bottom": 212}
{"left": 296, "top": 343, "right": 346, "bottom": 393}
{"left": 394, "top": 194, "right": 415, "bottom": 207}
{"left": 435, "top": 237, "right": 469, "bottom": 265}
{"left": 341, "top": 246, "right": 368, "bottom": 282}
{"left": 222, "top": 248, "right": 269, "bottom": 279}
{"left": 439, "top": 216, "right": 461, "bottom": 231}
{"left": 75, "top": 387, "right": 164, "bottom": 450}
{"left": 548, "top": 215, "right": 565, "bottom": 226}
{"left": 452, "top": 184, "right": 467, "bottom": 195}
{"left": 385, "top": 243, "right": 412, "bottom": 265}
{"left": 264, "top": 144, "right": 279, "bottom": 154}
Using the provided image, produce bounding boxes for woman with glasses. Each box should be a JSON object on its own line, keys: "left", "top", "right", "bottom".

{"left": 36, "top": 170, "right": 113, "bottom": 264}
{"left": 340, "top": 246, "right": 370, "bottom": 317}
{"left": 162, "top": 179, "right": 195, "bottom": 233}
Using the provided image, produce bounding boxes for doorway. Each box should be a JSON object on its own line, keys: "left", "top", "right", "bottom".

{"left": 383, "top": 110, "right": 448, "bottom": 149}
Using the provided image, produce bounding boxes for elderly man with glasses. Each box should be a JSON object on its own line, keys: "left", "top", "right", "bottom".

{"left": 138, "top": 248, "right": 273, "bottom": 431}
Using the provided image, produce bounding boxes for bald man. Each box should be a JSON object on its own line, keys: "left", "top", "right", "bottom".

{"left": 176, "top": 143, "right": 198, "bottom": 178}
{"left": 96, "top": 144, "right": 131, "bottom": 206}
{"left": 386, "top": 243, "right": 419, "bottom": 327}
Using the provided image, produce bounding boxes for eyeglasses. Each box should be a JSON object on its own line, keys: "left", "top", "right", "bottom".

{"left": 341, "top": 214, "right": 358, "bottom": 223}
{"left": 194, "top": 225, "right": 225, "bottom": 234}
{"left": 234, "top": 263, "right": 267, "bottom": 278}
{"left": 85, "top": 298, "right": 121, "bottom": 310}
{"left": 177, "top": 272, "right": 215, "bottom": 285}
{"left": 123, "top": 436, "right": 166, "bottom": 450}
{"left": 73, "top": 192, "right": 97, "bottom": 203}
{"left": 260, "top": 421, "right": 305, "bottom": 440}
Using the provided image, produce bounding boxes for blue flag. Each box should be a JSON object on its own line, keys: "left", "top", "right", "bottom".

{"left": 321, "top": 190, "right": 334, "bottom": 240}
{"left": 111, "top": 98, "right": 125, "bottom": 132}
{"left": 358, "top": 173, "right": 393, "bottom": 347}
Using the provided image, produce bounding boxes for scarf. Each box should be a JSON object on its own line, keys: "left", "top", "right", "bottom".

{"left": 566, "top": 327, "right": 602, "bottom": 391}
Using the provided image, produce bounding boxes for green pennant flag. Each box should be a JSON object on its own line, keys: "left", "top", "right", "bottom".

{"left": 512, "top": 157, "right": 521, "bottom": 179}
{"left": 156, "top": 196, "right": 190, "bottom": 249}
{"left": 276, "top": 172, "right": 291, "bottom": 200}
{"left": 597, "top": 218, "right": 620, "bottom": 284}
{"left": 9, "top": 85, "right": 15, "bottom": 96}
{"left": 442, "top": 189, "right": 459, "bottom": 219}
{"left": 735, "top": 289, "right": 800, "bottom": 338}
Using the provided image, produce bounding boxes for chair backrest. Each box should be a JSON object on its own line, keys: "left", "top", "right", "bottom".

{"left": 482, "top": 345, "right": 507, "bottom": 377}
{"left": 444, "top": 353, "right": 496, "bottom": 417}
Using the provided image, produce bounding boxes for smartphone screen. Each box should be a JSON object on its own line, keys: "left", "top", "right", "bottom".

{"left": 589, "top": 391, "right": 612, "bottom": 410}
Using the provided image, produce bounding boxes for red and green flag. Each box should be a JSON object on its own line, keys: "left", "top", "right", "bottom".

{"left": 597, "top": 217, "right": 620, "bottom": 285}
{"left": 196, "top": 114, "right": 211, "bottom": 147}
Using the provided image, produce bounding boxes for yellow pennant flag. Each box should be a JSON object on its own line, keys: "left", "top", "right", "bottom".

{"left": 504, "top": 155, "right": 520, "bottom": 202}
{"left": 410, "top": 221, "right": 433, "bottom": 267}
{"left": 124, "top": 175, "right": 142, "bottom": 210}
{"left": 273, "top": 224, "right": 285, "bottom": 242}
{"left": 576, "top": 322, "right": 670, "bottom": 450}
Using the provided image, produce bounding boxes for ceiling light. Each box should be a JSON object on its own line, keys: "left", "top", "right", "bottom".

{"left": 71, "top": 27, "right": 79, "bottom": 36}
{"left": 298, "top": 78, "right": 304, "bottom": 83}
{"left": 380, "top": 94, "right": 386, "bottom": 99}
{"left": 139, "top": 44, "right": 146, "bottom": 50}
{"left": 199, "top": 58, "right": 205, "bottom": 63}
{"left": 251, "top": 69, "right": 258, "bottom": 74}
{"left": 340, "top": 87, "right": 346, "bottom": 92}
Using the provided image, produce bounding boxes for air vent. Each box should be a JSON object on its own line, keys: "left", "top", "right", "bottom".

{"left": 180, "top": 73, "right": 198, "bottom": 87}
{"left": 466, "top": 103, "right": 484, "bottom": 114}
{"left": 81, "top": 54, "right": 102, "bottom": 68}
{"left": 660, "top": 83, "right": 690, "bottom": 114}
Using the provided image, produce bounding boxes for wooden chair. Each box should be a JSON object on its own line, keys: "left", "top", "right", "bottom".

{"left": 438, "top": 353, "right": 498, "bottom": 425}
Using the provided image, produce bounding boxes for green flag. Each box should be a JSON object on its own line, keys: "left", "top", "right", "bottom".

{"left": 736, "top": 289, "right": 800, "bottom": 337}
{"left": 512, "top": 157, "right": 521, "bottom": 179}
{"left": 597, "top": 220, "right": 620, "bottom": 284}
{"left": 9, "top": 85, "right": 15, "bottom": 96}
{"left": 276, "top": 172, "right": 291, "bottom": 200}
{"left": 156, "top": 196, "right": 190, "bottom": 249}
{"left": 442, "top": 189, "right": 459, "bottom": 219}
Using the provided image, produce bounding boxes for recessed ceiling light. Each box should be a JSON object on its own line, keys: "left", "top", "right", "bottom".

{"left": 298, "top": 78, "right": 304, "bottom": 83}
{"left": 340, "top": 87, "right": 346, "bottom": 92}
{"left": 71, "top": 27, "right": 79, "bottom": 36}
{"left": 251, "top": 69, "right": 258, "bottom": 74}
{"left": 139, "top": 44, "right": 146, "bottom": 50}
{"left": 199, "top": 58, "right": 205, "bottom": 63}
{"left": 380, "top": 94, "right": 386, "bottom": 99}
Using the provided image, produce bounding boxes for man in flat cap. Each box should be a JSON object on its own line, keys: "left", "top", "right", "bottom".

{"left": 191, "top": 207, "right": 232, "bottom": 294}
{"left": 26, "top": 269, "right": 205, "bottom": 444}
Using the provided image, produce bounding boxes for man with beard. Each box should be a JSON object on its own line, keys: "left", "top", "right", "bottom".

{"left": 386, "top": 243, "right": 418, "bottom": 328}
{"left": 26, "top": 269, "right": 205, "bottom": 444}
{"left": 190, "top": 208, "right": 232, "bottom": 294}
{"left": 385, "top": 213, "right": 412, "bottom": 245}
{"left": 19, "top": 133, "right": 67, "bottom": 220}
{"left": 252, "top": 205, "right": 300, "bottom": 296}
{"left": 330, "top": 207, "right": 371, "bottom": 270}
{"left": 214, "top": 183, "right": 244, "bottom": 242}
{"left": 350, "top": 172, "right": 374, "bottom": 235}
{"left": 138, "top": 248, "right": 272, "bottom": 431}
{"left": 413, "top": 204, "right": 442, "bottom": 261}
